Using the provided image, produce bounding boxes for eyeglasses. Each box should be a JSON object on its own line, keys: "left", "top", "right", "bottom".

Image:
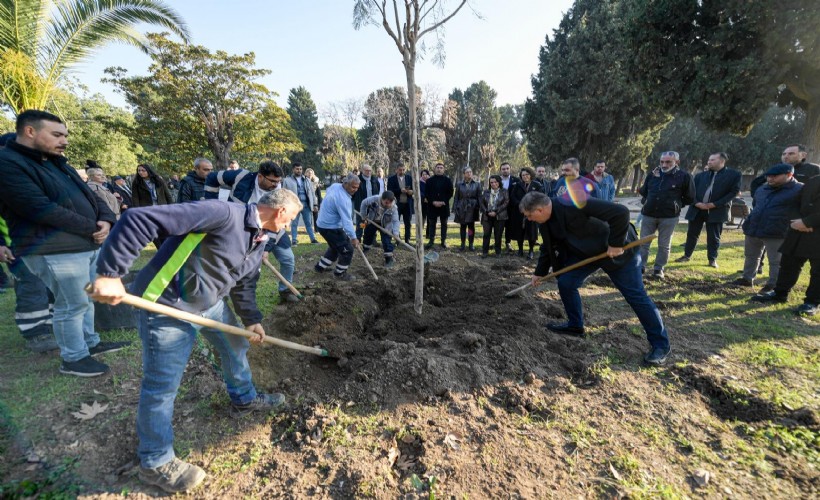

{"left": 262, "top": 176, "right": 280, "bottom": 185}
{"left": 659, "top": 160, "right": 675, "bottom": 165}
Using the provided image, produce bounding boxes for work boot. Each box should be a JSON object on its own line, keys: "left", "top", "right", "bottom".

{"left": 139, "top": 457, "right": 206, "bottom": 493}
{"left": 385, "top": 256, "right": 395, "bottom": 269}
{"left": 230, "top": 392, "right": 286, "bottom": 418}
{"left": 25, "top": 334, "right": 58, "bottom": 353}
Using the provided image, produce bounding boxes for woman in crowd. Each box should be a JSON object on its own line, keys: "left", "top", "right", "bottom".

{"left": 509, "top": 167, "right": 543, "bottom": 259}
{"left": 131, "top": 163, "right": 173, "bottom": 207}
{"left": 305, "top": 168, "right": 323, "bottom": 233}
{"left": 479, "top": 175, "right": 509, "bottom": 257}
{"left": 453, "top": 167, "right": 483, "bottom": 252}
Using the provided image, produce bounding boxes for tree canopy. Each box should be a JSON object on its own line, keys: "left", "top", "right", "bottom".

{"left": 287, "top": 86, "right": 323, "bottom": 172}
{"left": 621, "top": 0, "right": 820, "bottom": 158}
{"left": 104, "top": 33, "right": 301, "bottom": 171}
{"left": 0, "top": 0, "right": 188, "bottom": 114}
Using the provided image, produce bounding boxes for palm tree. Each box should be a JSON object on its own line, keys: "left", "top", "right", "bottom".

{"left": 0, "top": 0, "right": 189, "bottom": 114}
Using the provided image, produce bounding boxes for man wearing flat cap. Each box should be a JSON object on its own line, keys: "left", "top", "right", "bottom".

{"left": 730, "top": 163, "right": 803, "bottom": 293}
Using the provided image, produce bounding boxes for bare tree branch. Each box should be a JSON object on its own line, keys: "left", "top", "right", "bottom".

{"left": 419, "top": 0, "right": 468, "bottom": 39}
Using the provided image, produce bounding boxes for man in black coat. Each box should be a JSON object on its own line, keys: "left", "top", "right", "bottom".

{"left": 352, "top": 164, "right": 381, "bottom": 239}
{"left": 781, "top": 144, "right": 820, "bottom": 184}
{"left": 751, "top": 174, "right": 820, "bottom": 315}
{"left": 425, "top": 162, "right": 454, "bottom": 249}
{"left": 522, "top": 191, "right": 671, "bottom": 365}
{"left": 0, "top": 110, "right": 123, "bottom": 377}
{"left": 677, "top": 152, "right": 742, "bottom": 268}
{"left": 387, "top": 163, "right": 414, "bottom": 242}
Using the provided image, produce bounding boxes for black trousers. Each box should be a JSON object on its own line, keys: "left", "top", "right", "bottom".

{"left": 774, "top": 254, "right": 820, "bottom": 304}
{"left": 396, "top": 202, "right": 413, "bottom": 242}
{"left": 482, "top": 218, "right": 504, "bottom": 254}
{"left": 459, "top": 222, "right": 475, "bottom": 247}
{"left": 427, "top": 207, "right": 449, "bottom": 244}
{"left": 683, "top": 212, "right": 724, "bottom": 261}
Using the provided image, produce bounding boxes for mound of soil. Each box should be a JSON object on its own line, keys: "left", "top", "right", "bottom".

{"left": 249, "top": 252, "right": 641, "bottom": 407}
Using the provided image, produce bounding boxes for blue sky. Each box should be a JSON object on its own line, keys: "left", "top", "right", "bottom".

{"left": 76, "top": 0, "right": 574, "bottom": 116}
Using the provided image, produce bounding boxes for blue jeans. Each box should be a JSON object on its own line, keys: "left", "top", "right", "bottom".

{"left": 556, "top": 252, "right": 670, "bottom": 350}
{"left": 21, "top": 250, "right": 100, "bottom": 361}
{"left": 269, "top": 244, "right": 294, "bottom": 294}
{"left": 136, "top": 299, "right": 257, "bottom": 468}
{"left": 290, "top": 204, "right": 317, "bottom": 242}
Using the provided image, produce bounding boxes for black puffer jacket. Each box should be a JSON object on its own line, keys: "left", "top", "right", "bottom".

{"left": 0, "top": 142, "right": 116, "bottom": 256}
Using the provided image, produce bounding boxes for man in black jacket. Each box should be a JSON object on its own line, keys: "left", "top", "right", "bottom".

{"left": 0, "top": 110, "right": 124, "bottom": 377}
{"left": 176, "top": 157, "right": 213, "bottom": 203}
{"left": 751, "top": 174, "right": 820, "bottom": 315}
{"left": 678, "top": 152, "right": 742, "bottom": 268}
{"left": 522, "top": 192, "right": 671, "bottom": 365}
{"left": 352, "top": 164, "right": 381, "bottom": 239}
{"left": 638, "top": 151, "right": 695, "bottom": 279}
{"left": 425, "top": 162, "right": 454, "bottom": 249}
{"left": 387, "top": 162, "right": 414, "bottom": 242}
{"left": 781, "top": 144, "right": 820, "bottom": 184}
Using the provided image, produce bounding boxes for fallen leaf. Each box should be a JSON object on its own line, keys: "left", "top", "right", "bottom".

{"left": 387, "top": 447, "right": 400, "bottom": 467}
{"left": 609, "top": 463, "right": 622, "bottom": 481}
{"left": 396, "top": 455, "right": 416, "bottom": 470}
{"left": 693, "top": 469, "right": 711, "bottom": 487}
{"left": 444, "top": 433, "right": 461, "bottom": 450}
{"left": 71, "top": 401, "right": 109, "bottom": 421}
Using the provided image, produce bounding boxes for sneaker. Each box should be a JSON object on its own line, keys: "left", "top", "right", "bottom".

{"left": 546, "top": 322, "right": 586, "bottom": 337}
{"left": 25, "top": 334, "right": 59, "bottom": 353}
{"left": 750, "top": 291, "right": 787, "bottom": 303}
{"left": 279, "top": 291, "right": 300, "bottom": 303}
{"left": 139, "top": 457, "right": 206, "bottom": 493}
{"left": 314, "top": 263, "right": 326, "bottom": 273}
{"left": 310, "top": 240, "right": 320, "bottom": 244}
{"left": 59, "top": 356, "right": 109, "bottom": 377}
{"left": 758, "top": 284, "right": 775, "bottom": 294}
{"left": 643, "top": 347, "right": 670, "bottom": 366}
{"left": 650, "top": 269, "right": 665, "bottom": 280}
{"left": 385, "top": 257, "right": 395, "bottom": 269}
{"left": 334, "top": 272, "right": 356, "bottom": 282}
{"left": 89, "top": 341, "right": 131, "bottom": 356}
{"left": 797, "top": 303, "right": 818, "bottom": 316}
{"left": 708, "top": 260, "right": 719, "bottom": 268}
{"left": 230, "top": 392, "right": 285, "bottom": 418}
{"left": 292, "top": 240, "right": 299, "bottom": 246}
{"left": 675, "top": 255, "right": 690, "bottom": 263}
{"left": 728, "top": 278, "right": 754, "bottom": 287}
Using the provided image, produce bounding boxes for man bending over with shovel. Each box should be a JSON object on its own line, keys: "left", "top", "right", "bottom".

{"left": 360, "top": 190, "right": 402, "bottom": 269}
{"left": 89, "top": 190, "right": 302, "bottom": 493}
{"left": 520, "top": 191, "right": 671, "bottom": 365}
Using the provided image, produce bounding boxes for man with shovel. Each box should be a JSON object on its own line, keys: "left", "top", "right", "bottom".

{"left": 360, "top": 190, "right": 402, "bottom": 269}
{"left": 520, "top": 191, "right": 671, "bottom": 366}
{"left": 89, "top": 189, "right": 302, "bottom": 493}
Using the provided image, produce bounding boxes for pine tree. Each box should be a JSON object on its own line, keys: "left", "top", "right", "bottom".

{"left": 286, "top": 86, "right": 323, "bottom": 171}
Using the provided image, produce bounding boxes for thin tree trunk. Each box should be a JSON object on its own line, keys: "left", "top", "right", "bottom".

{"left": 405, "top": 59, "right": 424, "bottom": 314}
{"left": 803, "top": 100, "right": 820, "bottom": 163}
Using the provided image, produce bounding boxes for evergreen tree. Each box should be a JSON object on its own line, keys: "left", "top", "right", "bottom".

{"left": 523, "top": 0, "right": 667, "bottom": 178}
{"left": 622, "top": 0, "right": 820, "bottom": 158}
{"left": 286, "top": 86, "right": 322, "bottom": 172}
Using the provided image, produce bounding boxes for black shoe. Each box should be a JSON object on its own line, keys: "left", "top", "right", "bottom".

{"left": 292, "top": 240, "right": 299, "bottom": 246}
{"left": 441, "top": 242, "right": 449, "bottom": 249}
{"left": 517, "top": 249, "right": 524, "bottom": 257}
{"left": 230, "top": 393, "right": 285, "bottom": 418}
{"left": 643, "top": 347, "right": 670, "bottom": 366}
{"left": 385, "top": 257, "right": 395, "bottom": 269}
{"left": 425, "top": 242, "right": 434, "bottom": 250}
{"left": 675, "top": 255, "right": 690, "bottom": 263}
{"left": 750, "top": 291, "right": 787, "bottom": 303}
{"left": 459, "top": 245, "right": 465, "bottom": 252}
{"left": 481, "top": 252, "right": 489, "bottom": 258}
{"left": 797, "top": 303, "right": 818, "bottom": 316}
{"left": 310, "top": 240, "right": 320, "bottom": 244}
{"left": 362, "top": 246, "right": 370, "bottom": 254}
{"left": 468, "top": 245, "right": 475, "bottom": 252}
{"left": 314, "top": 263, "right": 326, "bottom": 273}
{"left": 758, "top": 284, "right": 775, "bottom": 294}
{"left": 59, "top": 356, "right": 109, "bottom": 377}
{"left": 334, "top": 272, "right": 356, "bottom": 282}
{"left": 89, "top": 341, "right": 131, "bottom": 357}
{"left": 26, "top": 334, "right": 58, "bottom": 353}
{"left": 649, "top": 269, "right": 665, "bottom": 280}
{"left": 546, "top": 322, "right": 586, "bottom": 337}
{"left": 728, "top": 278, "right": 754, "bottom": 287}
{"left": 280, "top": 291, "right": 300, "bottom": 303}
{"left": 527, "top": 251, "right": 534, "bottom": 260}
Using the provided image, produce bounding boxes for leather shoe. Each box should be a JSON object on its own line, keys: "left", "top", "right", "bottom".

{"left": 546, "top": 322, "right": 585, "bottom": 337}
{"left": 750, "top": 291, "right": 787, "bottom": 303}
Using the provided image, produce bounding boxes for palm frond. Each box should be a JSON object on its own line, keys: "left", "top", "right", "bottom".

{"left": 42, "top": 0, "right": 190, "bottom": 86}
{"left": 0, "top": 0, "right": 49, "bottom": 57}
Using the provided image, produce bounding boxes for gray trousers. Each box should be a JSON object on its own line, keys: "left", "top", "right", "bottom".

{"left": 742, "top": 236, "right": 782, "bottom": 285}
{"left": 640, "top": 216, "right": 679, "bottom": 271}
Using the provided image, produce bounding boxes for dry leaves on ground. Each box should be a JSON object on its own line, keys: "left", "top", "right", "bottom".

{"left": 71, "top": 401, "right": 108, "bottom": 421}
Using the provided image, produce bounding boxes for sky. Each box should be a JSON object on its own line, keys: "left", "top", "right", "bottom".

{"left": 75, "top": 0, "right": 574, "bottom": 119}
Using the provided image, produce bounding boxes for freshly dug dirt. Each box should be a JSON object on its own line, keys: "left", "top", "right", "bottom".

{"left": 249, "top": 252, "right": 648, "bottom": 407}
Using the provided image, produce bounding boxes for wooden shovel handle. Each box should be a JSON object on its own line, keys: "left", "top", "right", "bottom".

{"left": 262, "top": 258, "right": 302, "bottom": 298}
